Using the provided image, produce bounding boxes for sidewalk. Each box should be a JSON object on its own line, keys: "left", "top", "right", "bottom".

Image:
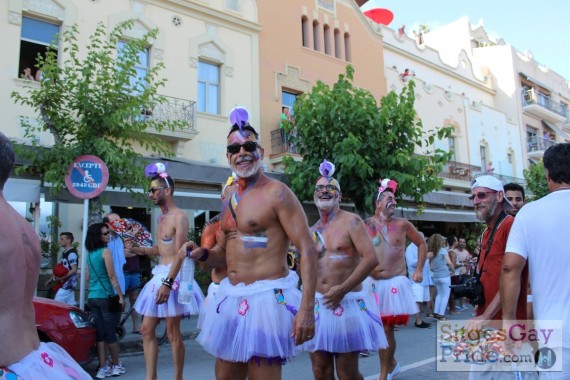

{"left": 118, "top": 314, "right": 200, "bottom": 354}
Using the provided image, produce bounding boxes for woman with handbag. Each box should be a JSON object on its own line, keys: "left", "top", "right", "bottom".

{"left": 85, "top": 223, "right": 125, "bottom": 379}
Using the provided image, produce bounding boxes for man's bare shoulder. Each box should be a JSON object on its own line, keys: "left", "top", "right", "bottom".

{"left": 338, "top": 210, "right": 364, "bottom": 227}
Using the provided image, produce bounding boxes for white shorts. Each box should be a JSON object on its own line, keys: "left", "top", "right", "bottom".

{"left": 54, "top": 288, "right": 77, "bottom": 306}
{"left": 411, "top": 282, "right": 430, "bottom": 303}
{"left": 3, "top": 342, "right": 91, "bottom": 379}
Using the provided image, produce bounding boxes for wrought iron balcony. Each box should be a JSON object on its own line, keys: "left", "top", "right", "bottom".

{"left": 439, "top": 160, "right": 481, "bottom": 182}
{"left": 143, "top": 95, "right": 197, "bottom": 142}
{"left": 522, "top": 89, "right": 568, "bottom": 123}
{"left": 270, "top": 128, "right": 298, "bottom": 156}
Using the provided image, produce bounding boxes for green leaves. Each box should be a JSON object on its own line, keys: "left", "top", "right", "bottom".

{"left": 523, "top": 160, "right": 549, "bottom": 201}
{"left": 11, "top": 20, "right": 182, "bottom": 195}
{"left": 284, "top": 66, "right": 453, "bottom": 214}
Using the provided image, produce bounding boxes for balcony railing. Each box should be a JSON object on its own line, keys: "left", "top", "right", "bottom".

{"left": 527, "top": 135, "right": 556, "bottom": 153}
{"left": 270, "top": 128, "right": 298, "bottom": 155}
{"left": 522, "top": 89, "right": 569, "bottom": 120}
{"left": 439, "top": 161, "right": 481, "bottom": 182}
{"left": 142, "top": 95, "right": 196, "bottom": 132}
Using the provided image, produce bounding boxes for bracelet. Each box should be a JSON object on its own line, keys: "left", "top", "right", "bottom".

{"left": 199, "top": 247, "right": 209, "bottom": 262}
{"left": 162, "top": 277, "right": 174, "bottom": 289}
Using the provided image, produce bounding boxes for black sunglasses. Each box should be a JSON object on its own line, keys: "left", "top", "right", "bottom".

{"left": 148, "top": 187, "right": 167, "bottom": 195}
{"left": 226, "top": 141, "right": 259, "bottom": 154}
{"left": 468, "top": 191, "right": 497, "bottom": 201}
{"left": 101, "top": 231, "right": 110, "bottom": 236}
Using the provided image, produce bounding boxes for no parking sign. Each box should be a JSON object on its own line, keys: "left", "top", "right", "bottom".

{"left": 64, "top": 155, "right": 109, "bottom": 199}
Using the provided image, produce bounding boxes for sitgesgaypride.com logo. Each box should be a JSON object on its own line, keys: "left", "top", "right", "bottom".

{"left": 436, "top": 320, "right": 563, "bottom": 373}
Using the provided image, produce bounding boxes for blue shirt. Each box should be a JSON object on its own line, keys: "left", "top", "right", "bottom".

{"left": 107, "top": 234, "right": 126, "bottom": 294}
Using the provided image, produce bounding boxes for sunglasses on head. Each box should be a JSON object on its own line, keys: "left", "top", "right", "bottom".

{"left": 226, "top": 141, "right": 259, "bottom": 154}
{"left": 315, "top": 184, "right": 339, "bottom": 192}
{"left": 469, "top": 191, "right": 497, "bottom": 201}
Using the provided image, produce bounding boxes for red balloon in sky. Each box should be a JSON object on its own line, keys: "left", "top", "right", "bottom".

{"left": 363, "top": 8, "right": 394, "bottom": 26}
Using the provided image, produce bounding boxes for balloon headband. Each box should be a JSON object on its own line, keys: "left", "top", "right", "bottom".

{"left": 317, "top": 159, "right": 341, "bottom": 192}
{"left": 377, "top": 178, "right": 397, "bottom": 199}
{"left": 145, "top": 162, "right": 170, "bottom": 188}
{"left": 227, "top": 106, "right": 259, "bottom": 140}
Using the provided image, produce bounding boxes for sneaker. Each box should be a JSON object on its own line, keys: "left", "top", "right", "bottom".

{"left": 115, "top": 362, "right": 126, "bottom": 375}
{"left": 96, "top": 366, "right": 112, "bottom": 379}
{"left": 111, "top": 365, "right": 122, "bottom": 376}
{"left": 387, "top": 362, "right": 401, "bottom": 380}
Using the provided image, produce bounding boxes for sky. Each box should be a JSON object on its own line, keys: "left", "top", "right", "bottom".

{"left": 360, "top": 0, "right": 570, "bottom": 81}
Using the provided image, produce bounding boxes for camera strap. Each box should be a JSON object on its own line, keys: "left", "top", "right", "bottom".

{"left": 476, "top": 210, "right": 507, "bottom": 279}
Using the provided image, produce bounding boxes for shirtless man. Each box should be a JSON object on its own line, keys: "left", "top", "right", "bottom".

{"left": 182, "top": 108, "right": 317, "bottom": 380}
{"left": 365, "top": 178, "right": 427, "bottom": 380}
{"left": 128, "top": 163, "right": 204, "bottom": 380}
{"left": 0, "top": 132, "right": 90, "bottom": 379}
{"left": 305, "top": 160, "right": 387, "bottom": 380}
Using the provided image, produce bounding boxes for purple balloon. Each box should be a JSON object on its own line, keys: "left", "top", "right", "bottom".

{"left": 229, "top": 106, "right": 250, "bottom": 127}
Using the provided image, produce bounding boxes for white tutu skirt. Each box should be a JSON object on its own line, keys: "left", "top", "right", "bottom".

{"left": 197, "top": 271, "right": 301, "bottom": 363}
{"left": 302, "top": 289, "right": 387, "bottom": 353}
{"left": 6, "top": 342, "right": 91, "bottom": 380}
{"left": 134, "top": 263, "right": 205, "bottom": 318}
{"left": 369, "top": 276, "right": 418, "bottom": 325}
{"left": 197, "top": 282, "right": 220, "bottom": 329}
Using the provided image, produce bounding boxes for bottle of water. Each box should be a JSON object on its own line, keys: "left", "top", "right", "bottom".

{"left": 178, "top": 257, "right": 195, "bottom": 304}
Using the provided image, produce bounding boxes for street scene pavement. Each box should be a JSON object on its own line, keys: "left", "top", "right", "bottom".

{"left": 83, "top": 306, "right": 477, "bottom": 379}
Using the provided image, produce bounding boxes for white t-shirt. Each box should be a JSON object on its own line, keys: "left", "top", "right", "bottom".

{"left": 506, "top": 189, "right": 570, "bottom": 348}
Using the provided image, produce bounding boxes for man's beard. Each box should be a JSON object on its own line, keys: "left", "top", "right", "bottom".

{"left": 231, "top": 156, "right": 262, "bottom": 179}
{"left": 475, "top": 197, "right": 498, "bottom": 222}
{"left": 315, "top": 198, "right": 337, "bottom": 212}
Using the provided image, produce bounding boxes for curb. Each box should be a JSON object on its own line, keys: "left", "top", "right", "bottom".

{"left": 119, "top": 329, "right": 201, "bottom": 355}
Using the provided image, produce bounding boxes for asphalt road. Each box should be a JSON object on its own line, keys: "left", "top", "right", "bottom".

{"left": 82, "top": 307, "right": 481, "bottom": 379}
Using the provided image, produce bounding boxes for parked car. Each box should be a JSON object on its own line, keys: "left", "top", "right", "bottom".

{"left": 33, "top": 297, "right": 96, "bottom": 365}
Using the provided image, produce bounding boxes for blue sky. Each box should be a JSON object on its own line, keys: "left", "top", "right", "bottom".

{"left": 360, "top": 0, "right": 570, "bottom": 81}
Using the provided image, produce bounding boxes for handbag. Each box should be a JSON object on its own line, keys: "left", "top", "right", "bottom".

{"left": 88, "top": 252, "right": 122, "bottom": 312}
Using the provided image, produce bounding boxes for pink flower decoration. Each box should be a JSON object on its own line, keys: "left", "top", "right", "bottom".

{"left": 333, "top": 305, "right": 344, "bottom": 316}
{"left": 172, "top": 280, "right": 179, "bottom": 291}
{"left": 378, "top": 178, "right": 398, "bottom": 195}
{"left": 41, "top": 352, "right": 54, "bottom": 367}
{"left": 390, "top": 287, "right": 398, "bottom": 294}
{"left": 238, "top": 299, "right": 249, "bottom": 316}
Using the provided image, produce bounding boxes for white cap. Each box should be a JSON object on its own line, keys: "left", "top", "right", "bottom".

{"left": 471, "top": 175, "right": 513, "bottom": 212}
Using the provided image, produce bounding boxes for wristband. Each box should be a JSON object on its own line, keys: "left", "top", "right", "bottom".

{"left": 162, "top": 277, "right": 174, "bottom": 289}
{"left": 199, "top": 247, "right": 209, "bottom": 262}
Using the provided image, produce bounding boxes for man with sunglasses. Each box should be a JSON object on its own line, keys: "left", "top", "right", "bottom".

{"left": 184, "top": 114, "right": 317, "bottom": 380}
{"left": 128, "top": 164, "right": 204, "bottom": 380}
{"left": 303, "top": 162, "right": 386, "bottom": 380}
{"left": 464, "top": 175, "right": 531, "bottom": 379}
{"left": 364, "top": 178, "right": 427, "bottom": 380}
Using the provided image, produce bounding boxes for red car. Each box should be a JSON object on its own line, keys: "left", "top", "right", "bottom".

{"left": 33, "top": 297, "right": 96, "bottom": 365}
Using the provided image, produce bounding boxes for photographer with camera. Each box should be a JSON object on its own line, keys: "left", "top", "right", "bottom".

{"left": 463, "top": 176, "right": 530, "bottom": 379}
{"left": 464, "top": 176, "right": 528, "bottom": 333}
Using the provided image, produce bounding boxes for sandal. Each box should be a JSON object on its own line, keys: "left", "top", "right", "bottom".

{"left": 425, "top": 313, "right": 435, "bottom": 318}
{"left": 434, "top": 314, "right": 448, "bottom": 321}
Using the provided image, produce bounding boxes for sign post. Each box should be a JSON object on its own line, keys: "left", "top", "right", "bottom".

{"left": 64, "top": 155, "right": 109, "bottom": 310}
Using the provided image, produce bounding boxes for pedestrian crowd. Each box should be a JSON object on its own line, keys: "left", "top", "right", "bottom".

{"left": 1, "top": 111, "right": 569, "bottom": 380}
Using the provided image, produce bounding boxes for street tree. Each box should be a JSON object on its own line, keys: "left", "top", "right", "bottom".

{"left": 11, "top": 20, "right": 185, "bottom": 203}
{"left": 283, "top": 65, "right": 453, "bottom": 214}
{"left": 523, "top": 160, "right": 549, "bottom": 201}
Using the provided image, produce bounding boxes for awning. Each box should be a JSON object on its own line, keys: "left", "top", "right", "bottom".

{"left": 402, "top": 191, "right": 473, "bottom": 208}
{"left": 45, "top": 186, "right": 223, "bottom": 210}
{"left": 397, "top": 207, "right": 479, "bottom": 223}
{"left": 4, "top": 178, "right": 41, "bottom": 203}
